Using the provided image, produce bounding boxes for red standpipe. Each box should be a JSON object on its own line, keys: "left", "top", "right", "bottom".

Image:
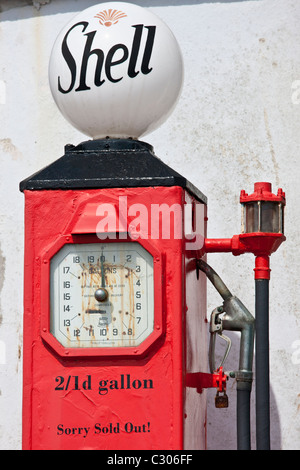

{"left": 202, "top": 182, "right": 286, "bottom": 450}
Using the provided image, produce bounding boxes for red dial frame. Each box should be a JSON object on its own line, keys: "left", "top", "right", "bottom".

{"left": 40, "top": 233, "right": 164, "bottom": 358}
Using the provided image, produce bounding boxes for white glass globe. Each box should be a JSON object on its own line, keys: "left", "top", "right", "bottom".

{"left": 48, "top": 2, "right": 184, "bottom": 139}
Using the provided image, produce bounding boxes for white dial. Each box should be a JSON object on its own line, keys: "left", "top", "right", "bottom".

{"left": 50, "top": 242, "right": 154, "bottom": 348}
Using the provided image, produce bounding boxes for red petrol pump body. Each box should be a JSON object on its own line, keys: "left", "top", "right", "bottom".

{"left": 20, "top": 139, "right": 208, "bottom": 450}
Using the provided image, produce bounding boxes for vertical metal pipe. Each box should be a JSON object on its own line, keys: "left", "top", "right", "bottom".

{"left": 237, "top": 390, "right": 251, "bottom": 450}
{"left": 222, "top": 295, "right": 254, "bottom": 451}
{"left": 255, "top": 278, "right": 270, "bottom": 450}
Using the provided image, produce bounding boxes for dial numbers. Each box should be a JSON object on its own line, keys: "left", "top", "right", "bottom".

{"left": 50, "top": 243, "right": 154, "bottom": 348}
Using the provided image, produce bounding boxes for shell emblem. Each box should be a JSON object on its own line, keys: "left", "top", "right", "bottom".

{"left": 94, "top": 9, "right": 127, "bottom": 27}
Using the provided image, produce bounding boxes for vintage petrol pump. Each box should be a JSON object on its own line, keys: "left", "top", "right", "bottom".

{"left": 20, "top": 2, "right": 286, "bottom": 451}
{"left": 20, "top": 138, "right": 209, "bottom": 450}
{"left": 20, "top": 2, "right": 210, "bottom": 450}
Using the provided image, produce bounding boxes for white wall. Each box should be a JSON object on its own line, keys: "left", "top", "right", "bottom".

{"left": 0, "top": 0, "right": 299, "bottom": 450}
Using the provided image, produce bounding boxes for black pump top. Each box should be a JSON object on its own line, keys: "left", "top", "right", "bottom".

{"left": 19, "top": 138, "right": 206, "bottom": 204}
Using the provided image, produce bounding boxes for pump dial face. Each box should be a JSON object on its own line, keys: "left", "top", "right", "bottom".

{"left": 50, "top": 242, "right": 154, "bottom": 349}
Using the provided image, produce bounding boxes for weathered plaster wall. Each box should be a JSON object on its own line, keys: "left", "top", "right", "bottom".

{"left": 0, "top": 0, "right": 299, "bottom": 449}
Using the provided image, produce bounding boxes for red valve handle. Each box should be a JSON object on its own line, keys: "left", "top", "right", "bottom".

{"left": 186, "top": 367, "right": 227, "bottom": 394}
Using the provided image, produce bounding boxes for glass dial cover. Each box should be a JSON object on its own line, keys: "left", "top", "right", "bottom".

{"left": 50, "top": 242, "right": 154, "bottom": 348}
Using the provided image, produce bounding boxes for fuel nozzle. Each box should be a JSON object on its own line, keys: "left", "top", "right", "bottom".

{"left": 208, "top": 296, "right": 254, "bottom": 392}
{"left": 199, "top": 259, "right": 255, "bottom": 389}
{"left": 221, "top": 296, "right": 255, "bottom": 392}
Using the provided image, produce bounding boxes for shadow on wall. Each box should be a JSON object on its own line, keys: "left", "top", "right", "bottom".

{"left": 0, "top": 0, "right": 262, "bottom": 17}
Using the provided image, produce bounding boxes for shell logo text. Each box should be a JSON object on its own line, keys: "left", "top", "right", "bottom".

{"left": 94, "top": 9, "right": 127, "bottom": 27}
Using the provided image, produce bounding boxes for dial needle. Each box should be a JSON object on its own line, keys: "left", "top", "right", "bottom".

{"left": 94, "top": 255, "right": 108, "bottom": 302}
{"left": 101, "top": 255, "right": 105, "bottom": 287}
